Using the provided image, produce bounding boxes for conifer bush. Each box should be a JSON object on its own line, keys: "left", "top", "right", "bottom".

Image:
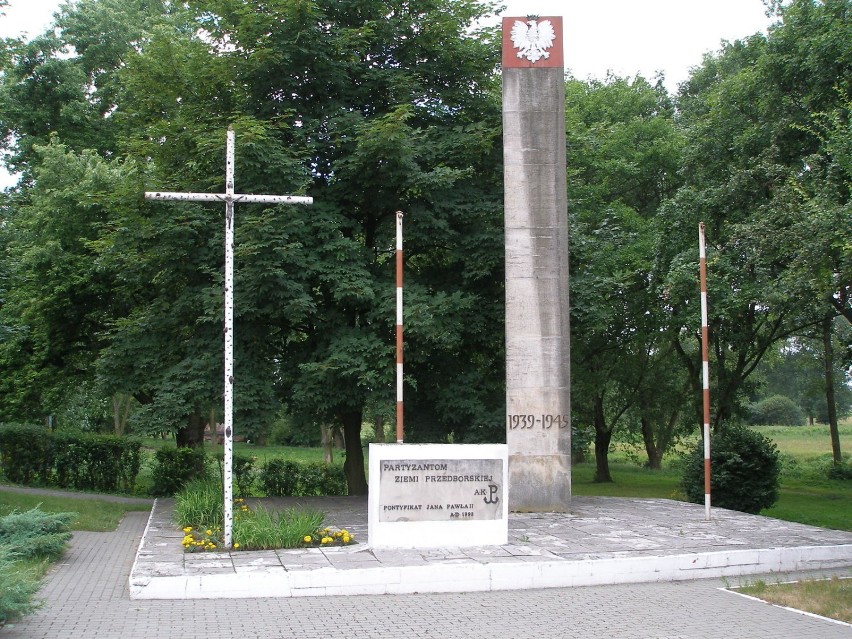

{"left": 0, "top": 508, "right": 75, "bottom": 561}
{"left": 0, "top": 508, "right": 75, "bottom": 624}
{"left": 0, "top": 549, "right": 42, "bottom": 625}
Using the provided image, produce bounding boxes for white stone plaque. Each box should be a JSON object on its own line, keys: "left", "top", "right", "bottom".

{"left": 368, "top": 443, "right": 509, "bottom": 548}
{"left": 379, "top": 458, "right": 503, "bottom": 522}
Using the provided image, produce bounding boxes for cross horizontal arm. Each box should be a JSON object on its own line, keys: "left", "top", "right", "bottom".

{"left": 144, "top": 192, "right": 313, "bottom": 205}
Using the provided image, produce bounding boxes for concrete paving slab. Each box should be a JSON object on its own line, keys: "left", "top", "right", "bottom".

{"left": 128, "top": 495, "right": 852, "bottom": 599}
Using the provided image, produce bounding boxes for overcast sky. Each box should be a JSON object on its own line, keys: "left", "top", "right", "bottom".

{"left": 0, "top": 0, "right": 775, "bottom": 188}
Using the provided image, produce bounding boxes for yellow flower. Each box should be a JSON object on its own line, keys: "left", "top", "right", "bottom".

{"left": 342, "top": 535, "right": 350, "bottom": 544}
{"left": 183, "top": 527, "right": 192, "bottom": 533}
{"left": 205, "top": 530, "right": 212, "bottom": 536}
{"left": 303, "top": 535, "right": 312, "bottom": 543}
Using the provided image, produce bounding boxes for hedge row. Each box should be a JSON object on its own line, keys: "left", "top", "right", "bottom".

{"left": 151, "top": 449, "right": 347, "bottom": 497}
{"left": 258, "top": 459, "right": 347, "bottom": 497}
{"left": 0, "top": 423, "right": 141, "bottom": 493}
{"left": 0, "top": 424, "right": 346, "bottom": 497}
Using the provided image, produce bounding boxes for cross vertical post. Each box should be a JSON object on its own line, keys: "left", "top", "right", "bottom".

{"left": 223, "top": 128, "right": 236, "bottom": 546}
{"left": 395, "top": 211, "right": 404, "bottom": 443}
{"left": 145, "top": 127, "right": 312, "bottom": 548}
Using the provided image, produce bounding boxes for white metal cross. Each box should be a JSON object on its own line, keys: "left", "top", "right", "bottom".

{"left": 145, "top": 126, "right": 312, "bottom": 548}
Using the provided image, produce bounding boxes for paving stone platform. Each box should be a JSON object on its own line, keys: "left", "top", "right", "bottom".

{"left": 130, "top": 496, "right": 852, "bottom": 599}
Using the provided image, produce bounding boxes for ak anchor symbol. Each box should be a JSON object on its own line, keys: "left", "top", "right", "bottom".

{"left": 483, "top": 484, "right": 499, "bottom": 505}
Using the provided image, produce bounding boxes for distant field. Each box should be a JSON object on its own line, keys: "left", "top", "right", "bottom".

{"left": 751, "top": 423, "right": 851, "bottom": 459}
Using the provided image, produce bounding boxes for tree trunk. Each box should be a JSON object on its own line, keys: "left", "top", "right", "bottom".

{"left": 112, "top": 393, "right": 132, "bottom": 436}
{"left": 640, "top": 410, "right": 680, "bottom": 470}
{"left": 821, "top": 317, "right": 842, "bottom": 465}
{"left": 176, "top": 411, "right": 205, "bottom": 448}
{"left": 593, "top": 396, "right": 613, "bottom": 483}
{"left": 321, "top": 424, "right": 334, "bottom": 464}
{"left": 640, "top": 417, "right": 662, "bottom": 470}
{"left": 374, "top": 414, "right": 385, "bottom": 443}
{"left": 340, "top": 410, "right": 368, "bottom": 495}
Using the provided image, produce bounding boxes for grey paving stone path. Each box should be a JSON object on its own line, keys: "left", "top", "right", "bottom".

{"left": 2, "top": 500, "right": 850, "bottom": 638}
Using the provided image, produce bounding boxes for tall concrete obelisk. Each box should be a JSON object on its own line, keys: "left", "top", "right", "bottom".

{"left": 502, "top": 16, "right": 571, "bottom": 511}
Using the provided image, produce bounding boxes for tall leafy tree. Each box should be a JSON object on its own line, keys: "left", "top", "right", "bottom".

{"left": 566, "top": 75, "right": 685, "bottom": 481}
{"left": 0, "top": 0, "right": 506, "bottom": 496}
{"left": 659, "top": 0, "right": 851, "bottom": 431}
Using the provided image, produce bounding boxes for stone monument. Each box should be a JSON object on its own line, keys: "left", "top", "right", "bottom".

{"left": 502, "top": 16, "right": 571, "bottom": 511}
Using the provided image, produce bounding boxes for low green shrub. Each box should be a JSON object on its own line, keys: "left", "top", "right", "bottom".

{"left": 258, "top": 459, "right": 346, "bottom": 496}
{"left": 0, "top": 508, "right": 74, "bottom": 624}
{"left": 151, "top": 447, "right": 208, "bottom": 496}
{"left": 52, "top": 432, "right": 142, "bottom": 493}
{"left": 0, "top": 423, "right": 53, "bottom": 485}
{"left": 681, "top": 425, "right": 781, "bottom": 514}
{"left": 827, "top": 460, "right": 852, "bottom": 480}
{"left": 258, "top": 459, "right": 297, "bottom": 496}
{"left": 213, "top": 453, "right": 256, "bottom": 497}
{"left": 749, "top": 395, "right": 804, "bottom": 426}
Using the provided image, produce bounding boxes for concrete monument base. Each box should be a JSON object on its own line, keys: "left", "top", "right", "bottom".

{"left": 509, "top": 453, "right": 571, "bottom": 512}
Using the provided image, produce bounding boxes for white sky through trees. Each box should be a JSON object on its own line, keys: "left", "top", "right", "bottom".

{"left": 0, "top": 0, "right": 774, "bottom": 188}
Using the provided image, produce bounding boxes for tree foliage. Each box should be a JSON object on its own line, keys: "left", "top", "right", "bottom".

{"left": 0, "top": 0, "right": 848, "bottom": 495}
{"left": 658, "top": 0, "right": 851, "bottom": 432}
{"left": 567, "top": 75, "right": 686, "bottom": 480}
{"left": 0, "top": 0, "right": 506, "bottom": 494}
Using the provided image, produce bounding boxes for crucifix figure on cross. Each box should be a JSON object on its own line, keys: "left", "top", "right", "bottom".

{"left": 145, "top": 126, "right": 313, "bottom": 548}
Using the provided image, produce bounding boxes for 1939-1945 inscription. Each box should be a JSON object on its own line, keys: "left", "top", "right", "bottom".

{"left": 379, "top": 458, "right": 503, "bottom": 523}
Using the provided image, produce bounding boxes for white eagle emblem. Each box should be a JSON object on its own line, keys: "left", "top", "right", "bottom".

{"left": 510, "top": 19, "right": 556, "bottom": 64}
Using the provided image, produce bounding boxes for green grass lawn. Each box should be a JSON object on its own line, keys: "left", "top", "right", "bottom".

{"left": 140, "top": 437, "right": 331, "bottom": 464}
{"left": 0, "top": 490, "right": 151, "bottom": 532}
{"left": 736, "top": 576, "right": 852, "bottom": 624}
{"left": 572, "top": 461, "right": 684, "bottom": 499}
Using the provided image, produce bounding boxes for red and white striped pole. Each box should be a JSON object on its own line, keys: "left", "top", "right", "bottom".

{"left": 699, "top": 222, "right": 711, "bottom": 521}
{"left": 396, "top": 211, "right": 404, "bottom": 443}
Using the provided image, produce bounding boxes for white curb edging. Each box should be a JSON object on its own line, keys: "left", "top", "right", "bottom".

{"left": 130, "top": 543, "right": 852, "bottom": 599}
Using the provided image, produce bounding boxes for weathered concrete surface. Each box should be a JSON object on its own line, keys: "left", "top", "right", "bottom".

{"left": 128, "top": 497, "right": 852, "bottom": 600}
{"left": 503, "top": 65, "right": 571, "bottom": 511}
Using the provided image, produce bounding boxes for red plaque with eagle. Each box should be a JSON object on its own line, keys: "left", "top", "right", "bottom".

{"left": 502, "top": 16, "right": 564, "bottom": 69}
